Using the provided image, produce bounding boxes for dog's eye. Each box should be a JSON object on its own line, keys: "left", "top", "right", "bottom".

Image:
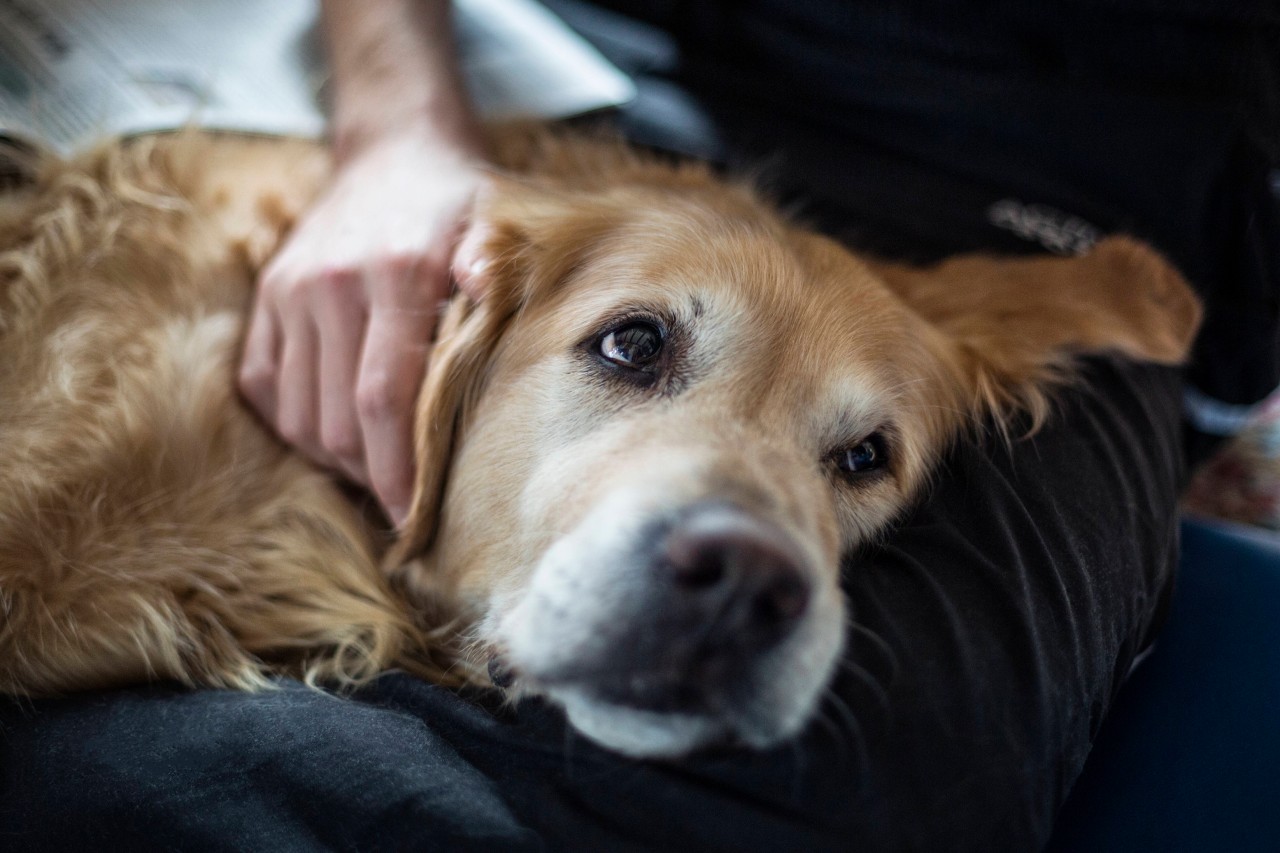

{"left": 598, "top": 322, "right": 663, "bottom": 368}
{"left": 833, "top": 434, "right": 888, "bottom": 476}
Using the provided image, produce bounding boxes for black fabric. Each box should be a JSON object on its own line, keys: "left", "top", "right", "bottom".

{"left": 0, "top": 2, "right": 1274, "bottom": 850}
{"left": 0, "top": 358, "right": 1184, "bottom": 852}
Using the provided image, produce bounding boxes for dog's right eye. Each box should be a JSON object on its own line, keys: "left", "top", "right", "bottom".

{"left": 831, "top": 433, "right": 889, "bottom": 479}
{"left": 598, "top": 322, "right": 663, "bottom": 368}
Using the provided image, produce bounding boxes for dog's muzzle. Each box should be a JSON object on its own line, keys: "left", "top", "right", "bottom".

{"left": 549, "top": 502, "right": 812, "bottom": 712}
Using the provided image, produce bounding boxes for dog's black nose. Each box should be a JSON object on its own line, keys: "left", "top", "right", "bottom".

{"left": 659, "top": 504, "right": 811, "bottom": 651}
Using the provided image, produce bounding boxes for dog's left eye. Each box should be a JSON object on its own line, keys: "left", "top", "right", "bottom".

{"left": 833, "top": 435, "right": 888, "bottom": 476}
{"left": 598, "top": 322, "right": 663, "bottom": 368}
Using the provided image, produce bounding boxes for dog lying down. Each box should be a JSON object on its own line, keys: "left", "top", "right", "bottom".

{"left": 0, "top": 128, "right": 1200, "bottom": 758}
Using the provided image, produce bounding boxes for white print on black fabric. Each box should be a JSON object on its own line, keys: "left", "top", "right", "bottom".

{"left": 986, "top": 199, "right": 1100, "bottom": 256}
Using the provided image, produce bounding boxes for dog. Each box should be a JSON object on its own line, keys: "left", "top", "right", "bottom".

{"left": 0, "top": 128, "right": 1200, "bottom": 757}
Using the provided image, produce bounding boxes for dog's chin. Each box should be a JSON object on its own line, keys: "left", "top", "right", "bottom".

{"left": 541, "top": 682, "right": 813, "bottom": 758}
{"left": 554, "top": 685, "right": 728, "bottom": 757}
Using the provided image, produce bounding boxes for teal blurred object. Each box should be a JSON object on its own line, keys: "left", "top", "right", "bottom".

{"left": 1047, "top": 518, "right": 1280, "bottom": 852}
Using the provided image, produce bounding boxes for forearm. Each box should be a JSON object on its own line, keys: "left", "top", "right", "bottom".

{"left": 321, "top": 0, "right": 486, "bottom": 162}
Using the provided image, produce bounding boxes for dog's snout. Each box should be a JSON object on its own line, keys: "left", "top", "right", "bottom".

{"left": 660, "top": 504, "right": 811, "bottom": 647}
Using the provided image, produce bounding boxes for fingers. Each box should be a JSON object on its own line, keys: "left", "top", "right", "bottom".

{"left": 236, "top": 134, "right": 485, "bottom": 525}
{"left": 275, "top": 303, "right": 323, "bottom": 464}
{"left": 451, "top": 218, "right": 491, "bottom": 300}
{"left": 241, "top": 250, "right": 446, "bottom": 526}
{"left": 451, "top": 186, "right": 493, "bottom": 301}
{"left": 239, "top": 287, "right": 282, "bottom": 422}
{"left": 357, "top": 276, "right": 439, "bottom": 526}
{"left": 242, "top": 262, "right": 369, "bottom": 486}
{"left": 316, "top": 272, "right": 369, "bottom": 484}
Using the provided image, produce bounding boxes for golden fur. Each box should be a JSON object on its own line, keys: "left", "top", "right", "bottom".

{"left": 0, "top": 129, "right": 1200, "bottom": 738}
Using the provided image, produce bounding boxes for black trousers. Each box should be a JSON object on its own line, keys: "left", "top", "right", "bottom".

{"left": 1, "top": 2, "right": 1276, "bottom": 850}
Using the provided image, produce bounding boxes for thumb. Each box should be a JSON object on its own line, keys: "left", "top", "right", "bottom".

{"left": 451, "top": 218, "right": 493, "bottom": 301}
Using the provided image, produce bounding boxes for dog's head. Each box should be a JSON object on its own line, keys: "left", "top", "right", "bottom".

{"left": 386, "top": 160, "right": 1199, "bottom": 757}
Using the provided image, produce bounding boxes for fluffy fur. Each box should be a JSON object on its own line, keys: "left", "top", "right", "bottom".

{"left": 0, "top": 129, "right": 1201, "bottom": 754}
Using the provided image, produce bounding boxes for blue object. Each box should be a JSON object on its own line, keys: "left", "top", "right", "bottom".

{"left": 1047, "top": 518, "right": 1280, "bottom": 852}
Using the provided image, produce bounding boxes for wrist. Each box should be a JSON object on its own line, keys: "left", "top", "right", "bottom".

{"left": 331, "top": 96, "right": 489, "bottom": 166}
{"left": 322, "top": 0, "right": 487, "bottom": 164}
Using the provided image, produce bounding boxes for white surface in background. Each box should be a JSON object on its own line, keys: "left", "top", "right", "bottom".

{"left": 0, "top": 0, "right": 635, "bottom": 153}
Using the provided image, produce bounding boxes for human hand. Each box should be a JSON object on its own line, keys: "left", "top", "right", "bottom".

{"left": 239, "top": 129, "right": 488, "bottom": 526}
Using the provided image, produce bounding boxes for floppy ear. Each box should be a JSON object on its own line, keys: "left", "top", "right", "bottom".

{"left": 872, "top": 236, "right": 1203, "bottom": 429}
{"left": 385, "top": 179, "right": 616, "bottom": 566}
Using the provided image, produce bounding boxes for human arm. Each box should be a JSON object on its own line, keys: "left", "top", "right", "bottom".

{"left": 238, "top": 0, "right": 489, "bottom": 525}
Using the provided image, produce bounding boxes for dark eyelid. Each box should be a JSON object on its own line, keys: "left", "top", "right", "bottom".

{"left": 575, "top": 307, "right": 672, "bottom": 356}
{"left": 590, "top": 308, "right": 670, "bottom": 338}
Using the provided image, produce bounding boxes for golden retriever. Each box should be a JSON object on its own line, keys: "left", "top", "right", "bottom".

{"left": 0, "top": 128, "right": 1200, "bottom": 757}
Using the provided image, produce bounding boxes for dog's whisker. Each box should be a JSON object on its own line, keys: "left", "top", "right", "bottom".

{"left": 811, "top": 704, "right": 852, "bottom": 762}
{"left": 823, "top": 689, "right": 870, "bottom": 778}
{"left": 835, "top": 657, "right": 892, "bottom": 716}
{"left": 845, "top": 619, "right": 900, "bottom": 685}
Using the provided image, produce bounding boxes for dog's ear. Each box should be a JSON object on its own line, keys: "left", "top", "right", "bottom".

{"left": 873, "top": 236, "right": 1202, "bottom": 430}
{"left": 385, "top": 179, "right": 615, "bottom": 565}
{"left": 382, "top": 293, "right": 502, "bottom": 567}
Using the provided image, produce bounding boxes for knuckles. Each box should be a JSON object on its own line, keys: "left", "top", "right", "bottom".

{"left": 264, "top": 250, "right": 452, "bottom": 312}
{"left": 369, "top": 250, "right": 452, "bottom": 299}
{"left": 372, "top": 250, "right": 427, "bottom": 280}
{"left": 289, "top": 265, "right": 360, "bottom": 310}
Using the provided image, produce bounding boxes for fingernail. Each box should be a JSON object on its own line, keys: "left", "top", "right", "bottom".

{"left": 390, "top": 505, "right": 409, "bottom": 528}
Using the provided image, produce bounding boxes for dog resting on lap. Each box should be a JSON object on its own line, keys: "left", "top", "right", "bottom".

{"left": 0, "top": 128, "right": 1199, "bottom": 757}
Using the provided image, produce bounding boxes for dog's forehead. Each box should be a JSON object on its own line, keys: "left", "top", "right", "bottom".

{"left": 525, "top": 211, "right": 923, "bottom": 419}
{"left": 564, "top": 208, "right": 897, "bottom": 325}
{"left": 580, "top": 214, "right": 911, "bottom": 352}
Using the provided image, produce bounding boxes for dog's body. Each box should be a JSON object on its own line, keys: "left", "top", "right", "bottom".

{"left": 0, "top": 129, "right": 1200, "bottom": 756}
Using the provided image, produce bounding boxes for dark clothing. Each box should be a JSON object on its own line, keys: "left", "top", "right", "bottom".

{"left": 1, "top": 2, "right": 1278, "bottom": 850}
